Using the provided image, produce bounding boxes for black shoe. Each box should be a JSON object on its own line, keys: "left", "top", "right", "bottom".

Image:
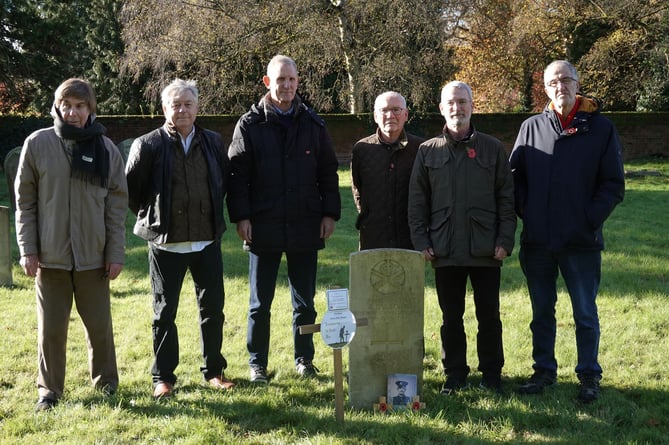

{"left": 440, "top": 375, "right": 468, "bottom": 395}
{"left": 296, "top": 359, "right": 319, "bottom": 378}
{"left": 577, "top": 375, "right": 601, "bottom": 404}
{"left": 35, "top": 397, "right": 58, "bottom": 412}
{"left": 480, "top": 374, "right": 502, "bottom": 392}
{"left": 97, "top": 383, "right": 117, "bottom": 396}
{"left": 517, "top": 369, "right": 557, "bottom": 394}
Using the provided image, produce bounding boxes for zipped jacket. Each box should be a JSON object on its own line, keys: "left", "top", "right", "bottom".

{"left": 408, "top": 126, "right": 516, "bottom": 268}
{"left": 509, "top": 96, "right": 625, "bottom": 252}
{"left": 15, "top": 128, "right": 127, "bottom": 270}
{"left": 227, "top": 94, "right": 341, "bottom": 253}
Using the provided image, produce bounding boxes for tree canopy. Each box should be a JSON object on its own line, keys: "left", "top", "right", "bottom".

{"left": 1, "top": 0, "right": 667, "bottom": 115}
{"left": 118, "top": 0, "right": 456, "bottom": 115}
{"left": 0, "top": 0, "right": 141, "bottom": 114}
{"left": 450, "top": 0, "right": 669, "bottom": 112}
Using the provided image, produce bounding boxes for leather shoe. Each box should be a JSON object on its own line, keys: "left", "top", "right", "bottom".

{"left": 208, "top": 375, "right": 235, "bottom": 390}
{"left": 35, "top": 396, "right": 58, "bottom": 412}
{"left": 153, "top": 382, "right": 174, "bottom": 399}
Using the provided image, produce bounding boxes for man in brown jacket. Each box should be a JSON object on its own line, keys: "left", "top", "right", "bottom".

{"left": 351, "top": 91, "right": 425, "bottom": 250}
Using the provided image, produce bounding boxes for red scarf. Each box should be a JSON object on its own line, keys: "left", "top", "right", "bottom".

{"left": 552, "top": 97, "right": 581, "bottom": 130}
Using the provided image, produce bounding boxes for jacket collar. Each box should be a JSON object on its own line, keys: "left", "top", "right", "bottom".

{"left": 375, "top": 128, "right": 408, "bottom": 149}
{"left": 442, "top": 124, "right": 477, "bottom": 146}
{"left": 545, "top": 95, "right": 600, "bottom": 137}
{"left": 258, "top": 93, "right": 304, "bottom": 121}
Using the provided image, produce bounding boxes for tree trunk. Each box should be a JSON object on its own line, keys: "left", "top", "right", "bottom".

{"left": 332, "top": 0, "right": 361, "bottom": 114}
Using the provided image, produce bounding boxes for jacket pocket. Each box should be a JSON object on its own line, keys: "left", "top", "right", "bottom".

{"left": 469, "top": 207, "right": 496, "bottom": 257}
{"left": 423, "top": 149, "right": 451, "bottom": 169}
{"left": 304, "top": 196, "right": 325, "bottom": 219}
{"left": 429, "top": 206, "right": 452, "bottom": 257}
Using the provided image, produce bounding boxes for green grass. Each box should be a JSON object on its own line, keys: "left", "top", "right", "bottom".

{"left": 0, "top": 158, "right": 668, "bottom": 444}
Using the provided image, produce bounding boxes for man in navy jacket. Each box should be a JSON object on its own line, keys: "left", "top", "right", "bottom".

{"left": 510, "top": 60, "right": 625, "bottom": 403}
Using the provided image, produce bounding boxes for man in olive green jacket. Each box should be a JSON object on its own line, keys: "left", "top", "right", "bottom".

{"left": 408, "top": 81, "right": 516, "bottom": 395}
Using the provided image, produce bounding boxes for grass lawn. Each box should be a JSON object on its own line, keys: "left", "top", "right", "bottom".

{"left": 0, "top": 157, "right": 667, "bottom": 444}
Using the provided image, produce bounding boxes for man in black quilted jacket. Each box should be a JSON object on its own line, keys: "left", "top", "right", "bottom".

{"left": 227, "top": 55, "right": 341, "bottom": 384}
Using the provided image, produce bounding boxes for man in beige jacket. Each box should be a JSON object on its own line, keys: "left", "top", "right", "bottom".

{"left": 15, "top": 78, "right": 128, "bottom": 412}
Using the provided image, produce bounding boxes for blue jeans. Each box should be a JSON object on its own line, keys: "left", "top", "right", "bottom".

{"left": 519, "top": 246, "right": 602, "bottom": 378}
{"left": 149, "top": 242, "right": 227, "bottom": 385}
{"left": 247, "top": 251, "right": 318, "bottom": 368}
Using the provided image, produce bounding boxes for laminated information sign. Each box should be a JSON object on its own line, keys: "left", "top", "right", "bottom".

{"left": 320, "top": 289, "right": 356, "bottom": 349}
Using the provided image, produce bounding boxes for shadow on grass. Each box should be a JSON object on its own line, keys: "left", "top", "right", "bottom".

{"left": 70, "top": 372, "right": 669, "bottom": 444}
{"left": 78, "top": 384, "right": 465, "bottom": 444}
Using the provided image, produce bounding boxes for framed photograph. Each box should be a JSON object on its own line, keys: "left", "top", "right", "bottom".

{"left": 387, "top": 373, "right": 417, "bottom": 409}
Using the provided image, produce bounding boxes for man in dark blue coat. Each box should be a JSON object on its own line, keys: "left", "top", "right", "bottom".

{"left": 227, "top": 55, "right": 341, "bottom": 384}
{"left": 510, "top": 60, "right": 625, "bottom": 403}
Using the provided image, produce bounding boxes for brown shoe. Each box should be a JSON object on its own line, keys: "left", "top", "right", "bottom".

{"left": 207, "top": 375, "right": 235, "bottom": 390}
{"left": 153, "top": 382, "right": 174, "bottom": 399}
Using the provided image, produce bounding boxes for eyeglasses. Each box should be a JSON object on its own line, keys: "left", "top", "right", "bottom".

{"left": 545, "top": 77, "right": 577, "bottom": 88}
{"left": 376, "top": 107, "right": 405, "bottom": 115}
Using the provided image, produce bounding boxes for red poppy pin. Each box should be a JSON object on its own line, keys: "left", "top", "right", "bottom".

{"left": 566, "top": 128, "right": 577, "bottom": 135}
{"left": 467, "top": 148, "right": 476, "bottom": 158}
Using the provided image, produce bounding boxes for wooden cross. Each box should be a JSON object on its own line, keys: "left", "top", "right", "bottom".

{"left": 298, "top": 317, "right": 368, "bottom": 423}
{"left": 373, "top": 396, "right": 390, "bottom": 413}
{"left": 410, "top": 395, "right": 426, "bottom": 411}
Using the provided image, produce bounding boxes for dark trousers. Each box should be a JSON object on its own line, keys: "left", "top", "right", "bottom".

{"left": 247, "top": 250, "right": 318, "bottom": 368}
{"left": 434, "top": 266, "right": 504, "bottom": 378}
{"left": 148, "top": 242, "right": 226, "bottom": 385}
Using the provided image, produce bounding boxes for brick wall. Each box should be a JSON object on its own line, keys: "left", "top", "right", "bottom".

{"left": 3, "top": 113, "right": 667, "bottom": 163}
{"left": 97, "top": 112, "right": 669, "bottom": 163}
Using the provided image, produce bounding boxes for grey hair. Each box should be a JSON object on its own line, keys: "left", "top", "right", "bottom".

{"left": 267, "top": 55, "right": 298, "bottom": 76}
{"left": 441, "top": 81, "right": 473, "bottom": 102}
{"left": 544, "top": 60, "right": 579, "bottom": 81}
{"left": 161, "top": 78, "right": 199, "bottom": 106}
{"left": 374, "top": 91, "right": 407, "bottom": 110}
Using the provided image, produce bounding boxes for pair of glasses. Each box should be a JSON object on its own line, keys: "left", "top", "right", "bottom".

{"left": 545, "top": 77, "right": 577, "bottom": 88}
{"left": 376, "top": 107, "right": 404, "bottom": 115}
